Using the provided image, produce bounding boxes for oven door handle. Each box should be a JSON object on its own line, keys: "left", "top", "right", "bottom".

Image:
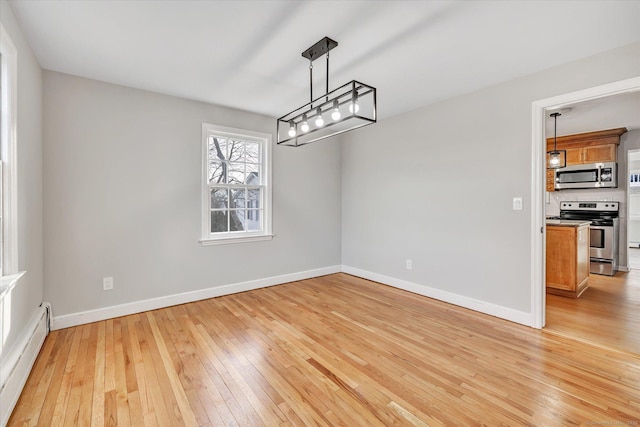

{"left": 589, "top": 225, "right": 613, "bottom": 230}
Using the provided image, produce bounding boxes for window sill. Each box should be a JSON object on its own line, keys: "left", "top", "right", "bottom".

{"left": 0, "top": 271, "right": 26, "bottom": 301}
{"left": 200, "top": 234, "right": 274, "bottom": 246}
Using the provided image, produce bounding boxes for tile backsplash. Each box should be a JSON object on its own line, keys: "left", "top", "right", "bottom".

{"left": 546, "top": 189, "right": 626, "bottom": 217}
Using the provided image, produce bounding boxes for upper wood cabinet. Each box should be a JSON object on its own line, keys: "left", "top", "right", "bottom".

{"left": 564, "top": 144, "right": 617, "bottom": 165}
{"left": 546, "top": 127, "right": 627, "bottom": 191}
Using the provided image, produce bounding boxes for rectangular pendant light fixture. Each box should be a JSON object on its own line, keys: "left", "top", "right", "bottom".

{"left": 277, "top": 37, "right": 377, "bottom": 147}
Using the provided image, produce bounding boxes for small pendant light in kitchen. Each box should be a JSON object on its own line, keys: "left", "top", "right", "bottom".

{"left": 277, "top": 37, "right": 377, "bottom": 147}
{"left": 547, "top": 112, "right": 566, "bottom": 169}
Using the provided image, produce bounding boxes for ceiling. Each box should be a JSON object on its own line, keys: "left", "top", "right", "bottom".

{"left": 8, "top": 0, "right": 640, "bottom": 121}
{"left": 546, "top": 90, "right": 640, "bottom": 137}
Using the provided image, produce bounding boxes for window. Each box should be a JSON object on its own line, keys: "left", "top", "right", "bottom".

{"left": 201, "top": 123, "right": 272, "bottom": 245}
{"left": 0, "top": 24, "right": 18, "bottom": 278}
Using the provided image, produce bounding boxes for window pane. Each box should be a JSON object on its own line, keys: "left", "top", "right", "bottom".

{"left": 211, "top": 211, "right": 228, "bottom": 233}
{"left": 228, "top": 162, "right": 245, "bottom": 184}
{"left": 248, "top": 189, "right": 260, "bottom": 210}
{"left": 210, "top": 188, "right": 228, "bottom": 209}
{"left": 230, "top": 188, "right": 245, "bottom": 209}
{"left": 229, "top": 210, "right": 245, "bottom": 231}
{"left": 209, "top": 137, "right": 229, "bottom": 160}
{"left": 245, "top": 142, "right": 260, "bottom": 164}
{"left": 209, "top": 161, "right": 226, "bottom": 184}
{"left": 246, "top": 163, "right": 259, "bottom": 184}
{"left": 227, "top": 139, "right": 244, "bottom": 162}
{"left": 247, "top": 210, "right": 261, "bottom": 231}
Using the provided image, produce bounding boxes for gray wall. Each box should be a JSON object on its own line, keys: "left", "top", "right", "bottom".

{"left": 0, "top": 1, "right": 44, "bottom": 358}
{"left": 622, "top": 129, "right": 640, "bottom": 171}
{"left": 43, "top": 71, "right": 341, "bottom": 316}
{"left": 341, "top": 43, "right": 640, "bottom": 314}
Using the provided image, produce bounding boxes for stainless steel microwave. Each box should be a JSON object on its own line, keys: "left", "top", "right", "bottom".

{"left": 554, "top": 162, "right": 617, "bottom": 190}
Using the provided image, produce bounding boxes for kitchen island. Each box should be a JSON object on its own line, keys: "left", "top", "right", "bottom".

{"left": 546, "top": 220, "right": 591, "bottom": 298}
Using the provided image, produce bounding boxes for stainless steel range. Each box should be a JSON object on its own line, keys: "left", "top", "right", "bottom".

{"left": 549, "top": 201, "right": 620, "bottom": 276}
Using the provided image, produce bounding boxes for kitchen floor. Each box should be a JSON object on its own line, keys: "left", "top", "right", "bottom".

{"left": 545, "top": 269, "right": 640, "bottom": 355}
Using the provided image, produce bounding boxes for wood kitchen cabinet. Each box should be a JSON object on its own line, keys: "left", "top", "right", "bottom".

{"left": 546, "top": 169, "right": 555, "bottom": 192}
{"left": 546, "top": 127, "right": 627, "bottom": 191}
{"left": 564, "top": 144, "right": 617, "bottom": 165}
{"left": 546, "top": 223, "right": 590, "bottom": 298}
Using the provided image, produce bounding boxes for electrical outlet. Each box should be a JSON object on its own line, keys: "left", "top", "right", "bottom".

{"left": 103, "top": 277, "right": 114, "bottom": 291}
{"left": 406, "top": 259, "right": 413, "bottom": 270}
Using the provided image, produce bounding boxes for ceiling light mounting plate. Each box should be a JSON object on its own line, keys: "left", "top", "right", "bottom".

{"left": 301, "top": 37, "right": 338, "bottom": 61}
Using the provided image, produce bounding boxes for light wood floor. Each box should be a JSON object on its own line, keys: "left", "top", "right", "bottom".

{"left": 546, "top": 269, "right": 640, "bottom": 355}
{"left": 9, "top": 273, "right": 640, "bottom": 426}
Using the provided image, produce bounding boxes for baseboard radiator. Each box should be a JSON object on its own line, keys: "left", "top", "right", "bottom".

{"left": 0, "top": 303, "right": 49, "bottom": 426}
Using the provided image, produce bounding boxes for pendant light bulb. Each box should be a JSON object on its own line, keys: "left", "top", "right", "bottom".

{"left": 315, "top": 108, "right": 324, "bottom": 127}
{"left": 288, "top": 121, "right": 296, "bottom": 137}
{"left": 349, "top": 98, "right": 360, "bottom": 114}
{"left": 300, "top": 115, "right": 309, "bottom": 133}
{"left": 549, "top": 154, "right": 560, "bottom": 166}
{"left": 331, "top": 100, "right": 341, "bottom": 121}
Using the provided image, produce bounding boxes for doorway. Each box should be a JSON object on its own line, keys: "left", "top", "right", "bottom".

{"left": 627, "top": 149, "right": 640, "bottom": 269}
{"left": 531, "top": 76, "right": 640, "bottom": 329}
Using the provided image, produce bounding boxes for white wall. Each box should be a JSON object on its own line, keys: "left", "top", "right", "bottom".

{"left": 43, "top": 71, "right": 342, "bottom": 317}
{"left": 0, "top": 0, "right": 44, "bottom": 366}
{"left": 340, "top": 43, "right": 640, "bottom": 318}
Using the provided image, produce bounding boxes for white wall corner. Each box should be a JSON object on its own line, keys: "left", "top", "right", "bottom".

{"left": 51, "top": 265, "right": 342, "bottom": 330}
{"left": 340, "top": 265, "right": 535, "bottom": 328}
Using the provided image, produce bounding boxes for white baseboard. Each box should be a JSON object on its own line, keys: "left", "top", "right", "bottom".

{"left": 52, "top": 264, "right": 534, "bottom": 331}
{"left": 341, "top": 265, "right": 535, "bottom": 327}
{"left": 0, "top": 307, "right": 48, "bottom": 426}
{"left": 52, "top": 265, "right": 341, "bottom": 330}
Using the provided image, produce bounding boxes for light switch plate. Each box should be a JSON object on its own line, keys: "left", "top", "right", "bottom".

{"left": 512, "top": 197, "right": 523, "bottom": 211}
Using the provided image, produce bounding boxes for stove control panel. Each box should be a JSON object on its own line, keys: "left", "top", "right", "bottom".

{"left": 560, "top": 201, "right": 619, "bottom": 212}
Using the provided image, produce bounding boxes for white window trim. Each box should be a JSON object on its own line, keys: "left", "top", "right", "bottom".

{"left": 0, "top": 23, "right": 19, "bottom": 276}
{"left": 200, "top": 123, "right": 273, "bottom": 246}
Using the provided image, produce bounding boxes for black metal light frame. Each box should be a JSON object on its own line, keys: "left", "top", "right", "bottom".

{"left": 277, "top": 37, "right": 377, "bottom": 147}
{"left": 547, "top": 112, "right": 566, "bottom": 169}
